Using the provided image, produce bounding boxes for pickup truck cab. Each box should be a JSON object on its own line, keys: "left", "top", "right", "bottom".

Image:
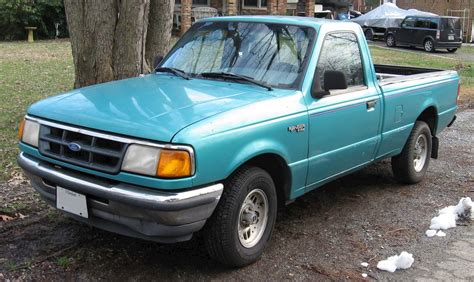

{"left": 18, "top": 16, "right": 459, "bottom": 267}
{"left": 385, "top": 16, "right": 463, "bottom": 53}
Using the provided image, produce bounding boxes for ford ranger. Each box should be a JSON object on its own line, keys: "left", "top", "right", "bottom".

{"left": 18, "top": 16, "right": 459, "bottom": 267}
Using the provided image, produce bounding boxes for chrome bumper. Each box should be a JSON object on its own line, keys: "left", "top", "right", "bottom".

{"left": 18, "top": 152, "right": 223, "bottom": 243}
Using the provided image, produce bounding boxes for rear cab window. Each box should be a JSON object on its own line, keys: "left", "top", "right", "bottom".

{"left": 313, "top": 32, "right": 365, "bottom": 94}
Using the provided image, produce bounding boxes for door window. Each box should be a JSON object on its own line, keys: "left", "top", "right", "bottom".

{"left": 314, "top": 32, "right": 365, "bottom": 93}
{"left": 402, "top": 17, "right": 415, "bottom": 28}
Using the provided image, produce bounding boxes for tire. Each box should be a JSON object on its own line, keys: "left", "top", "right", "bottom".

{"left": 386, "top": 34, "right": 396, "bottom": 47}
{"left": 423, "top": 39, "right": 435, "bottom": 52}
{"left": 365, "top": 29, "right": 374, "bottom": 41}
{"left": 447, "top": 48, "right": 457, "bottom": 53}
{"left": 391, "top": 121, "right": 432, "bottom": 184}
{"left": 204, "top": 166, "right": 277, "bottom": 267}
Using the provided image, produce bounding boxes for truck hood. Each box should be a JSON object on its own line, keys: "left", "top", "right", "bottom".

{"left": 27, "top": 74, "right": 274, "bottom": 142}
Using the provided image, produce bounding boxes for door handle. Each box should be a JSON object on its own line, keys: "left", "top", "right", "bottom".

{"left": 366, "top": 100, "right": 377, "bottom": 111}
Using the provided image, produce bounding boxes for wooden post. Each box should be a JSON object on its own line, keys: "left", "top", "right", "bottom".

{"left": 305, "top": 0, "right": 314, "bottom": 17}
{"left": 278, "top": 0, "right": 287, "bottom": 15}
{"left": 227, "top": 0, "right": 237, "bottom": 16}
{"left": 267, "top": 0, "right": 278, "bottom": 15}
{"left": 180, "top": 0, "right": 192, "bottom": 35}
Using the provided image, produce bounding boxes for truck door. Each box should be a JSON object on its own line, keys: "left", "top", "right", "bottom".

{"left": 398, "top": 17, "right": 416, "bottom": 44}
{"left": 305, "top": 32, "right": 382, "bottom": 189}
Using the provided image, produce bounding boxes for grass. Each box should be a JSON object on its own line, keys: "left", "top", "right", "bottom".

{"left": 369, "top": 45, "right": 474, "bottom": 93}
{"left": 0, "top": 40, "right": 472, "bottom": 181}
{"left": 0, "top": 40, "right": 74, "bottom": 181}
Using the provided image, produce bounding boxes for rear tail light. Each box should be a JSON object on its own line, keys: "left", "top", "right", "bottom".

{"left": 436, "top": 30, "right": 440, "bottom": 40}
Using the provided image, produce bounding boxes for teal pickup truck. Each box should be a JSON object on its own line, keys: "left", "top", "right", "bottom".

{"left": 18, "top": 16, "right": 459, "bottom": 267}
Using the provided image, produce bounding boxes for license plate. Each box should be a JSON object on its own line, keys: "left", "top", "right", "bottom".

{"left": 448, "top": 35, "right": 454, "bottom": 40}
{"left": 56, "top": 187, "right": 88, "bottom": 218}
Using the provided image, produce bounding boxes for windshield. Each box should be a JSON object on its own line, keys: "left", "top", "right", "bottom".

{"left": 160, "top": 21, "right": 315, "bottom": 89}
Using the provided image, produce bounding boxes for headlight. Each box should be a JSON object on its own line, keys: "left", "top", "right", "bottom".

{"left": 19, "top": 118, "right": 40, "bottom": 147}
{"left": 121, "top": 144, "right": 193, "bottom": 178}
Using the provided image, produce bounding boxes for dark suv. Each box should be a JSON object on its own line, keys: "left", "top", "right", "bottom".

{"left": 385, "top": 16, "right": 462, "bottom": 53}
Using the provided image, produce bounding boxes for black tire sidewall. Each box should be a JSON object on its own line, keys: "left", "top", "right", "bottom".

{"left": 386, "top": 35, "right": 395, "bottom": 47}
{"left": 229, "top": 169, "right": 277, "bottom": 262}
{"left": 424, "top": 39, "right": 434, "bottom": 52}
{"left": 406, "top": 124, "right": 431, "bottom": 180}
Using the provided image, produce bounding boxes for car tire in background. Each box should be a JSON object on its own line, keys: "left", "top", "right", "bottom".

{"left": 365, "top": 29, "right": 374, "bottom": 41}
{"left": 423, "top": 39, "right": 435, "bottom": 52}
{"left": 447, "top": 48, "right": 458, "bottom": 53}
{"left": 204, "top": 166, "right": 277, "bottom": 267}
{"left": 386, "top": 34, "right": 396, "bottom": 47}
{"left": 391, "top": 121, "right": 432, "bottom": 184}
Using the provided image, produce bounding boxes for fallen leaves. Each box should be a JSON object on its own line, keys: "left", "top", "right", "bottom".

{"left": 0, "top": 212, "right": 26, "bottom": 222}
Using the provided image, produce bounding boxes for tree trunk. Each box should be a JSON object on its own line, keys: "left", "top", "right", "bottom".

{"left": 145, "top": 0, "right": 175, "bottom": 69}
{"left": 64, "top": 0, "right": 117, "bottom": 88}
{"left": 65, "top": 0, "right": 170, "bottom": 88}
{"left": 113, "top": 0, "right": 150, "bottom": 79}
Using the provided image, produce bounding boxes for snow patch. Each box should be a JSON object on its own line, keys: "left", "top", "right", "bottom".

{"left": 429, "top": 197, "right": 472, "bottom": 230}
{"left": 425, "top": 229, "right": 437, "bottom": 237}
{"left": 377, "top": 251, "right": 414, "bottom": 273}
{"left": 436, "top": 230, "right": 446, "bottom": 237}
{"left": 361, "top": 262, "right": 369, "bottom": 267}
{"left": 362, "top": 273, "right": 368, "bottom": 278}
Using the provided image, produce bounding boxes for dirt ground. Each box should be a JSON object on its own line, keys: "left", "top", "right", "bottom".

{"left": 1, "top": 110, "right": 473, "bottom": 281}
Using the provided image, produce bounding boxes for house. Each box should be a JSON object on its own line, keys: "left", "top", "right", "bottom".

{"left": 176, "top": 0, "right": 358, "bottom": 34}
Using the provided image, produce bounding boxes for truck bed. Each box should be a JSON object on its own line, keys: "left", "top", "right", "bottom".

{"left": 375, "top": 64, "right": 445, "bottom": 81}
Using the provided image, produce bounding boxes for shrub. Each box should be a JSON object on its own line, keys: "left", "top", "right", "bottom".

{"left": 0, "top": 0, "right": 68, "bottom": 41}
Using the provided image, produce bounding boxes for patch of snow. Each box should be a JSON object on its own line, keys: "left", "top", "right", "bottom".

{"left": 362, "top": 273, "right": 368, "bottom": 278}
{"left": 425, "top": 229, "right": 437, "bottom": 237}
{"left": 436, "top": 230, "right": 446, "bottom": 237}
{"left": 361, "top": 262, "right": 369, "bottom": 267}
{"left": 429, "top": 197, "right": 473, "bottom": 230}
{"left": 377, "top": 251, "right": 414, "bottom": 273}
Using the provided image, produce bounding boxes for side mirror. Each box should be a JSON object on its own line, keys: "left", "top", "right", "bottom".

{"left": 311, "top": 71, "right": 348, "bottom": 99}
{"left": 153, "top": 55, "right": 163, "bottom": 69}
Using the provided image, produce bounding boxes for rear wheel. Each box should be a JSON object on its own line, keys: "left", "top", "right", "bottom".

{"left": 447, "top": 48, "right": 458, "bottom": 53}
{"left": 204, "top": 166, "right": 277, "bottom": 267}
{"left": 386, "top": 34, "right": 396, "bottom": 47}
{"left": 424, "top": 39, "right": 435, "bottom": 52}
{"left": 392, "top": 121, "right": 432, "bottom": 184}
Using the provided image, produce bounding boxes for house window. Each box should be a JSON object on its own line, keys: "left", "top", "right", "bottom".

{"left": 242, "top": 0, "right": 267, "bottom": 8}
{"left": 175, "top": 0, "right": 210, "bottom": 5}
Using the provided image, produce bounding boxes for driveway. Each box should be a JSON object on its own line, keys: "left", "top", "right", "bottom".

{"left": 1, "top": 110, "right": 473, "bottom": 280}
{"left": 369, "top": 40, "right": 474, "bottom": 62}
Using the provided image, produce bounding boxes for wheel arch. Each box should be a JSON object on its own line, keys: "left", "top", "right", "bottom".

{"left": 231, "top": 153, "right": 292, "bottom": 208}
{"left": 416, "top": 106, "right": 438, "bottom": 136}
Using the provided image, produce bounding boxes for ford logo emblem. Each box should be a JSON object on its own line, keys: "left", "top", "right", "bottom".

{"left": 68, "top": 142, "right": 82, "bottom": 152}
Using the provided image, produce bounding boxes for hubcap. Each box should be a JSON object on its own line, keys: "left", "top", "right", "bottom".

{"left": 387, "top": 37, "right": 394, "bottom": 46}
{"left": 413, "top": 134, "right": 428, "bottom": 172}
{"left": 238, "top": 189, "right": 269, "bottom": 248}
{"left": 425, "top": 41, "right": 432, "bottom": 51}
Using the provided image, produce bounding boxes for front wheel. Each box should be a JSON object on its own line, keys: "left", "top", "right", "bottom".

{"left": 386, "top": 34, "right": 396, "bottom": 47}
{"left": 447, "top": 48, "right": 458, "bottom": 53}
{"left": 204, "top": 166, "right": 277, "bottom": 267}
{"left": 392, "top": 121, "right": 432, "bottom": 184}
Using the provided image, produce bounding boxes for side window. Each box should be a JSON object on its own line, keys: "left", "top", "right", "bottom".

{"left": 402, "top": 17, "right": 415, "bottom": 28}
{"left": 314, "top": 32, "right": 365, "bottom": 93}
{"left": 414, "top": 18, "right": 425, "bottom": 28}
{"left": 429, "top": 19, "right": 438, "bottom": 29}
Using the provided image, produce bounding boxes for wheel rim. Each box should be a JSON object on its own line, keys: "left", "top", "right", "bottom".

{"left": 413, "top": 134, "right": 428, "bottom": 172}
{"left": 425, "top": 41, "right": 433, "bottom": 51}
{"left": 387, "top": 36, "right": 394, "bottom": 46}
{"left": 237, "top": 189, "right": 269, "bottom": 248}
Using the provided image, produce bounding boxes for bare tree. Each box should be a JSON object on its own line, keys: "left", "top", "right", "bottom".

{"left": 64, "top": 0, "right": 174, "bottom": 88}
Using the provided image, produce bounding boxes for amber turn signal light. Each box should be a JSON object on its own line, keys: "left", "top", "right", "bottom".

{"left": 156, "top": 149, "right": 192, "bottom": 178}
{"left": 18, "top": 118, "right": 26, "bottom": 140}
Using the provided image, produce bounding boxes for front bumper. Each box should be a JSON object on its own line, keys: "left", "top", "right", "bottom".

{"left": 18, "top": 152, "right": 223, "bottom": 243}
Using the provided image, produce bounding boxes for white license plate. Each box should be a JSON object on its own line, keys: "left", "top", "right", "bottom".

{"left": 448, "top": 35, "right": 454, "bottom": 40}
{"left": 56, "top": 187, "right": 88, "bottom": 218}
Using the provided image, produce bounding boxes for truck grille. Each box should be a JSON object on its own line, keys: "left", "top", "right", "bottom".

{"left": 38, "top": 124, "right": 128, "bottom": 174}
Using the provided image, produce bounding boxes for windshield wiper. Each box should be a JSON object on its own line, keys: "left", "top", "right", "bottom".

{"left": 200, "top": 72, "right": 273, "bottom": 91}
{"left": 155, "top": 67, "right": 191, "bottom": 80}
